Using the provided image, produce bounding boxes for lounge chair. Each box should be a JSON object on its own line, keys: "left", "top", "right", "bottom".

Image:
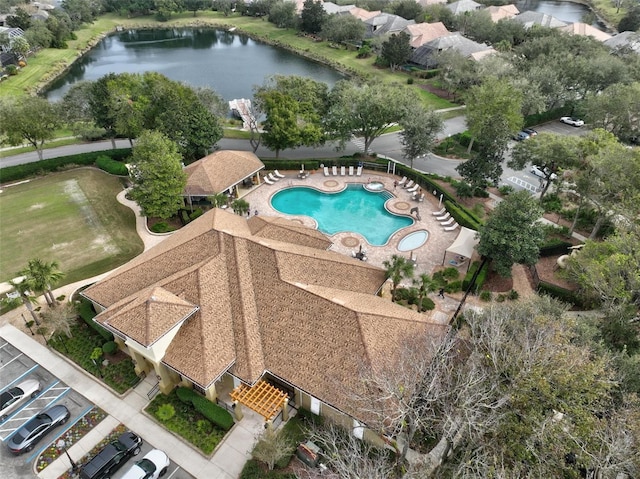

{"left": 348, "top": 166, "right": 354, "bottom": 176}
{"left": 332, "top": 166, "right": 338, "bottom": 176}
{"left": 436, "top": 212, "right": 451, "bottom": 221}
{"left": 274, "top": 170, "right": 285, "bottom": 179}
{"left": 440, "top": 217, "right": 455, "bottom": 226}
{"left": 267, "top": 173, "right": 279, "bottom": 182}
{"left": 444, "top": 222, "right": 460, "bottom": 232}
{"left": 432, "top": 207, "right": 446, "bottom": 216}
{"left": 407, "top": 185, "right": 419, "bottom": 193}
{"left": 404, "top": 180, "right": 415, "bottom": 189}
{"left": 323, "top": 166, "right": 330, "bottom": 177}
{"left": 356, "top": 166, "right": 363, "bottom": 176}
{"left": 398, "top": 176, "right": 407, "bottom": 186}
{"left": 418, "top": 194, "right": 425, "bottom": 202}
{"left": 263, "top": 176, "right": 274, "bottom": 185}
{"left": 340, "top": 166, "right": 346, "bottom": 176}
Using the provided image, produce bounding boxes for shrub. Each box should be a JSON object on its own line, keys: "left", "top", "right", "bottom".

{"left": 496, "top": 293, "right": 506, "bottom": 302}
{"left": 498, "top": 185, "right": 514, "bottom": 196}
{"left": 539, "top": 240, "right": 571, "bottom": 257}
{"left": 176, "top": 386, "right": 199, "bottom": 404}
{"left": 444, "top": 280, "right": 462, "bottom": 293}
{"left": 462, "top": 260, "right": 489, "bottom": 292}
{"left": 479, "top": 290, "right": 492, "bottom": 302}
{"left": 407, "top": 77, "right": 414, "bottom": 84}
{"left": 540, "top": 193, "right": 563, "bottom": 213}
{"left": 150, "top": 222, "right": 174, "bottom": 233}
{"left": 90, "top": 347, "right": 103, "bottom": 362}
{"left": 196, "top": 419, "right": 213, "bottom": 435}
{"left": 189, "top": 208, "right": 204, "bottom": 221}
{"left": 508, "top": 289, "right": 519, "bottom": 300}
{"left": 95, "top": 155, "right": 129, "bottom": 175}
{"left": 102, "top": 341, "right": 118, "bottom": 355}
{"left": 473, "top": 187, "right": 489, "bottom": 198}
{"left": 537, "top": 282, "right": 584, "bottom": 307}
{"left": 419, "top": 297, "right": 436, "bottom": 311}
{"left": 442, "top": 267, "right": 459, "bottom": 281}
{"left": 181, "top": 210, "right": 190, "bottom": 225}
{"left": 157, "top": 403, "right": 176, "bottom": 422}
{"left": 455, "top": 181, "right": 474, "bottom": 199}
{"left": 6, "top": 64, "right": 18, "bottom": 75}
{"left": 191, "top": 396, "right": 234, "bottom": 431}
{"left": 78, "top": 298, "right": 113, "bottom": 341}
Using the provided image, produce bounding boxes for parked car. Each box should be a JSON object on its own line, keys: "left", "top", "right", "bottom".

{"left": 7, "top": 404, "right": 70, "bottom": 455}
{"left": 560, "top": 117, "right": 584, "bottom": 127}
{"left": 530, "top": 165, "right": 558, "bottom": 181}
{"left": 523, "top": 127, "right": 538, "bottom": 136}
{"left": 0, "top": 378, "right": 41, "bottom": 422}
{"left": 513, "top": 131, "right": 530, "bottom": 141}
{"left": 79, "top": 431, "right": 143, "bottom": 479}
{"left": 121, "top": 449, "right": 169, "bottom": 479}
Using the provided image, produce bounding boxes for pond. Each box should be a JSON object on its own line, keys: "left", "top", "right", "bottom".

{"left": 515, "top": 0, "right": 605, "bottom": 29}
{"left": 44, "top": 28, "right": 345, "bottom": 102}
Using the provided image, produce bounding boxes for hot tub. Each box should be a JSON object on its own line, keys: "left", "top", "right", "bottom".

{"left": 364, "top": 181, "right": 385, "bottom": 192}
{"left": 397, "top": 230, "right": 429, "bottom": 252}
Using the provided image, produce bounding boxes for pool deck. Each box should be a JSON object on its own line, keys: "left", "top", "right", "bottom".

{"left": 242, "top": 169, "right": 472, "bottom": 280}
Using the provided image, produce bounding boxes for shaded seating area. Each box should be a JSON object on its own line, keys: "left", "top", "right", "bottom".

{"left": 442, "top": 226, "right": 479, "bottom": 271}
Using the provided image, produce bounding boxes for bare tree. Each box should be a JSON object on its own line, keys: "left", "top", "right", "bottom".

{"left": 251, "top": 427, "right": 295, "bottom": 471}
{"left": 41, "top": 302, "right": 77, "bottom": 339}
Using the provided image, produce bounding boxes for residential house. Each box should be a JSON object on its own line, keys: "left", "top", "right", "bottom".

{"left": 345, "top": 7, "right": 381, "bottom": 22}
{"left": 82, "top": 208, "right": 448, "bottom": 438}
{"left": 364, "top": 13, "right": 415, "bottom": 38}
{"left": 417, "top": 0, "right": 447, "bottom": 7}
{"left": 445, "top": 0, "right": 482, "bottom": 15}
{"left": 484, "top": 4, "right": 519, "bottom": 22}
{"left": 322, "top": 1, "right": 354, "bottom": 15}
{"left": 403, "top": 22, "right": 451, "bottom": 49}
{"left": 604, "top": 30, "right": 640, "bottom": 54}
{"left": 410, "top": 32, "right": 495, "bottom": 68}
{"left": 512, "top": 11, "right": 567, "bottom": 29}
{"left": 559, "top": 22, "right": 611, "bottom": 42}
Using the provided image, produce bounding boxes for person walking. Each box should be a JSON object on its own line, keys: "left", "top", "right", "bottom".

{"left": 438, "top": 288, "right": 445, "bottom": 299}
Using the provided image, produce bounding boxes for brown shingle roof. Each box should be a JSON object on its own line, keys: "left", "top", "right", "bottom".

{"left": 404, "top": 22, "right": 451, "bottom": 48}
{"left": 83, "top": 208, "right": 448, "bottom": 412}
{"left": 183, "top": 150, "right": 264, "bottom": 196}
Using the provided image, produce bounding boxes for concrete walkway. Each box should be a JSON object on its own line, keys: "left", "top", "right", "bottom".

{"left": 0, "top": 323, "right": 265, "bottom": 479}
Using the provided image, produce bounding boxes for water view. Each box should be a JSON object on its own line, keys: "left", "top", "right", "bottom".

{"left": 515, "top": 0, "right": 603, "bottom": 28}
{"left": 45, "top": 28, "right": 345, "bottom": 102}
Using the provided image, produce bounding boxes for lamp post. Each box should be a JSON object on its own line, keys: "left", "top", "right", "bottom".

{"left": 21, "top": 313, "right": 35, "bottom": 335}
{"left": 57, "top": 439, "right": 77, "bottom": 474}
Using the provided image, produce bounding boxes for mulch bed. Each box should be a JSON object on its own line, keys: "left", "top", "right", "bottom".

{"left": 418, "top": 83, "right": 456, "bottom": 101}
{"left": 147, "top": 215, "right": 183, "bottom": 231}
{"left": 535, "top": 255, "right": 579, "bottom": 290}
{"left": 482, "top": 270, "right": 514, "bottom": 292}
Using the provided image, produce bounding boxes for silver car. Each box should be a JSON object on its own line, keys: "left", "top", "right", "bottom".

{"left": 0, "top": 378, "right": 41, "bottom": 422}
{"left": 7, "top": 404, "right": 70, "bottom": 455}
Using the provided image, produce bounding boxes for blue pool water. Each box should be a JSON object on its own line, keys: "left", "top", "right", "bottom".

{"left": 271, "top": 184, "right": 413, "bottom": 245}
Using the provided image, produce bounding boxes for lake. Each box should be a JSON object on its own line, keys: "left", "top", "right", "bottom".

{"left": 515, "top": 0, "right": 604, "bottom": 28}
{"left": 44, "top": 28, "right": 345, "bottom": 102}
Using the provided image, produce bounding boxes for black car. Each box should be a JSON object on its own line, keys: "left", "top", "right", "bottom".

{"left": 80, "top": 431, "right": 143, "bottom": 479}
{"left": 523, "top": 127, "right": 538, "bottom": 137}
{"left": 7, "top": 404, "right": 70, "bottom": 455}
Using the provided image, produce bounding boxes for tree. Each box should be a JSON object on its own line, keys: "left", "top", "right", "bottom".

{"left": 413, "top": 273, "right": 437, "bottom": 312}
{"left": 89, "top": 73, "right": 120, "bottom": 148}
{"left": 46, "top": 9, "right": 75, "bottom": 48}
{"left": 181, "top": 0, "right": 207, "bottom": 16}
{"left": 583, "top": 82, "right": 640, "bottom": 144}
{"left": 128, "top": 131, "right": 186, "bottom": 219}
{"left": 6, "top": 7, "right": 31, "bottom": 30}
{"left": 10, "top": 36, "right": 30, "bottom": 61}
{"left": 300, "top": 0, "right": 326, "bottom": 34}
{"left": 24, "top": 21, "right": 54, "bottom": 49}
{"left": 268, "top": 0, "right": 297, "bottom": 29}
{"left": 231, "top": 198, "right": 250, "bottom": 216}
{"left": 383, "top": 254, "right": 414, "bottom": 302}
{"left": 390, "top": 0, "right": 423, "bottom": 21}
{"left": 21, "top": 259, "right": 65, "bottom": 308}
{"left": 321, "top": 13, "right": 366, "bottom": 44}
{"left": 618, "top": 5, "right": 640, "bottom": 32}
{"left": 191, "top": 86, "right": 228, "bottom": 118}
{"left": 477, "top": 190, "right": 544, "bottom": 277}
{"left": 325, "top": 81, "right": 416, "bottom": 153}
{"left": 41, "top": 302, "right": 77, "bottom": 339}
{"left": 61, "top": 0, "right": 100, "bottom": 27}
{"left": 0, "top": 97, "right": 62, "bottom": 161}
{"left": 380, "top": 32, "right": 412, "bottom": 72}
{"left": 7, "top": 278, "right": 40, "bottom": 325}
{"left": 251, "top": 428, "right": 295, "bottom": 471}
{"left": 399, "top": 107, "right": 443, "bottom": 168}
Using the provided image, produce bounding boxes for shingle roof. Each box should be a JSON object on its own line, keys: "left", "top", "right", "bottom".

{"left": 513, "top": 11, "right": 567, "bottom": 29}
{"left": 410, "top": 32, "right": 495, "bottom": 67}
{"left": 364, "top": 13, "right": 415, "bottom": 37}
{"left": 404, "top": 22, "right": 451, "bottom": 48}
{"left": 346, "top": 7, "right": 381, "bottom": 21}
{"left": 485, "top": 4, "right": 519, "bottom": 22}
{"left": 83, "top": 208, "right": 448, "bottom": 413}
{"left": 183, "top": 150, "right": 264, "bottom": 197}
{"left": 445, "top": 0, "right": 481, "bottom": 15}
{"left": 559, "top": 22, "right": 611, "bottom": 42}
{"left": 604, "top": 31, "right": 640, "bottom": 53}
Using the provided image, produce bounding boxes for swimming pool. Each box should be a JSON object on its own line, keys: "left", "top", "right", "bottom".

{"left": 270, "top": 184, "right": 413, "bottom": 245}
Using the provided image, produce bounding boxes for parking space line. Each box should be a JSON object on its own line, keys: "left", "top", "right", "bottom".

{"left": 165, "top": 466, "right": 180, "bottom": 479}
{"left": 506, "top": 176, "right": 539, "bottom": 193}
{"left": 0, "top": 352, "right": 26, "bottom": 371}
{"left": 0, "top": 364, "right": 39, "bottom": 390}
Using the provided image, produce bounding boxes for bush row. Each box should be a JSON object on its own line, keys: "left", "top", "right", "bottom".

{"left": 175, "top": 388, "right": 235, "bottom": 431}
{"left": 95, "top": 155, "right": 129, "bottom": 176}
{"left": 462, "top": 260, "right": 490, "bottom": 293}
{"left": 77, "top": 298, "right": 113, "bottom": 341}
{"left": 537, "top": 281, "right": 584, "bottom": 307}
{"left": 0, "top": 148, "right": 131, "bottom": 183}
{"left": 539, "top": 240, "right": 572, "bottom": 257}
{"left": 524, "top": 105, "right": 574, "bottom": 128}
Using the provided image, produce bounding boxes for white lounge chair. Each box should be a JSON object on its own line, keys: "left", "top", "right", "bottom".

{"left": 323, "top": 166, "right": 330, "bottom": 176}
{"left": 356, "top": 166, "right": 363, "bottom": 176}
{"left": 407, "top": 185, "right": 419, "bottom": 193}
{"left": 332, "top": 166, "right": 338, "bottom": 176}
{"left": 274, "top": 170, "right": 285, "bottom": 179}
{"left": 340, "top": 166, "right": 346, "bottom": 176}
{"left": 418, "top": 194, "right": 425, "bottom": 202}
{"left": 444, "top": 222, "right": 460, "bottom": 232}
{"left": 436, "top": 212, "right": 451, "bottom": 221}
{"left": 267, "top": 173, "right": 279, "bottom": 182}
{"left": 398, "top": 176, "right": 407, "bottom": 186}
{"left": 404, "top": 180, "right": 415, "bottom": 189}
{"left": 263, "top": 176, "right": 274, "bottom": 185}
{"left": 440, "top": 217, "right": 455, "bottom": 226}
{"left": 432, "top": 207, "right": 446, "bottom": 216}
{"left": 348, "top": 166, "right": 354, "bottom": 176}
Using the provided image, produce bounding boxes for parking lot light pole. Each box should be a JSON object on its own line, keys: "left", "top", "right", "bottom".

{"left": 57, "top": 439, "right": 78, "bottom": 474}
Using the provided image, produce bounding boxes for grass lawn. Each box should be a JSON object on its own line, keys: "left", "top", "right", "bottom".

{"left": 0, "top": 168, "right": 143, "bottom": 284}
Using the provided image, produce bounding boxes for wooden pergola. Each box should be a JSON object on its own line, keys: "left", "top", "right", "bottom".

{"left": 230, "top": 380, "right": 288, "bottom": 421}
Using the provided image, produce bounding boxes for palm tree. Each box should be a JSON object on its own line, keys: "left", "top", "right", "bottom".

{"left": 232, "top": 198, "right": 250, "bottom": 216}
{"left": 22, "top": 259, "right": 65, "bottom": 307}
{"left": 383, "top": 255, "right": 415, "bottom": 302}
{"left": 209, "top": 193, "right": 229, "bottom": 208}
{"left": 41, "top": 302, "right": 77, "bottom": 339}
{"left": 7, "top": 277, "right": 40, "bottom": 325}
{"left": 413, "top": 273, "right": 437, "bottom": 312}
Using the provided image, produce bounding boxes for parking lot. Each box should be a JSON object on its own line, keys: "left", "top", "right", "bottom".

{"left": 0, "top": 337, "right": 192, "bottom": 479}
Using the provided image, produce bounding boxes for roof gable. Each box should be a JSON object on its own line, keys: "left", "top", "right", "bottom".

{"left": 184, "top": 150, "right": 264, "bottom": 196}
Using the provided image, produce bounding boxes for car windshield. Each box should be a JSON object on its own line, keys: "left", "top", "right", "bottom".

{"left": 1, "top": 391, "right": 15, "bottom": 407}
{"left": 12, "top": 431, "right": 26, "bottom": 442}
{"left": 137, "top": 459, "right": 156, "bottom": 475}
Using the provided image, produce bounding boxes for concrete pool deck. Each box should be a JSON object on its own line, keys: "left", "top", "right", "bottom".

{"left": 243, "top": 168, "right": 475, "bottom": 282}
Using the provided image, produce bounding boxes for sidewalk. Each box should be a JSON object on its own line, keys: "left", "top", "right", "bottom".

{"left": 0, "top": 323, "right": 265, "bottom": 479}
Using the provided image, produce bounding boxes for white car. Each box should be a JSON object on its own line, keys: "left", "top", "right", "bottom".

{"left": 121, "top": 449, "right": 170, "bottom": 479}
{"left": 530, "top": 165, "right": 558, "bottom": 181}
{"left": 560, "top": 116, "right": 584, "bottom": 127}
{"left": 0, "top": 378, "right": 40, "bottom": 422}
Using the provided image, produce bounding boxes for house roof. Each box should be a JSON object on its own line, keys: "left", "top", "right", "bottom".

{"left": 404, "top": 22, "right": 451, "bottom": 48}
{"left": 513, "top": 11, "right": 567, "bottom": 29}
{"left": 559, "top": 22, "right": 611, "bottom": 42}
{"left": 346, "top": 7, "right": 380, "bottom": 21}
{"left": 485, "top": 4, "right": 519, "bottom": 22}
{"left": 183, "top": 150, "right": 264, "bottom": 197}
{"left": 83, "top": 209, "right": 449, "bottom": 415}
{"left": 417, "top": 0, "right": 447, "bottom": 7}
{"left": 410, "top": 32, "right": 495, "bottom": 67}
{"left": 603, "top": 31, "right": 640, "bottom": 54}
{"left": 364, "top": 13, "right": 415, "bottom": 37}
{"left": 445, "top": 0, "right": 481, "bottom": 15}
{"left": 322, "top": 1, "right": 354, "bottom": 14}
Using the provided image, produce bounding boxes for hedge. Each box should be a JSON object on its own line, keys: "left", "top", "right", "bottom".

{"left": 78, "top": 298, "right": 113, "bottom": 341}
{"left": 539, "top": 240, "right": 572, "bottom": 257}
{"left": 0, "top": 148, "right": 131, "bottom": 183}
{"left": 444, "top": 200, "right": 482, "bottom": 230}
{"left": 191, "top": 395, "right": 235, "bottom": 431}
{"left": 95, "top": 155, "right": 129, "bottom": 176}
{"left": 176, "top": 386, "right": 199, "bottom": 404}
{"left": 537, "top": 281, "right": 582, "bottom": 306}
{"left": 462, "top": 260, "right": 489, "bottom": 292}
{"left": 524, "top": 105, "right": 574, "bottom": 128}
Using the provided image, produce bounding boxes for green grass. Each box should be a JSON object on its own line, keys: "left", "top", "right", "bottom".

{"left": 0, "top": 137, "right": 79, "bottom": 158}
{"left": 0, "top": 168, "right": 143, "bottom": 284}
{"left": 223, "top": 128, "right": 253, "bottom": 139}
